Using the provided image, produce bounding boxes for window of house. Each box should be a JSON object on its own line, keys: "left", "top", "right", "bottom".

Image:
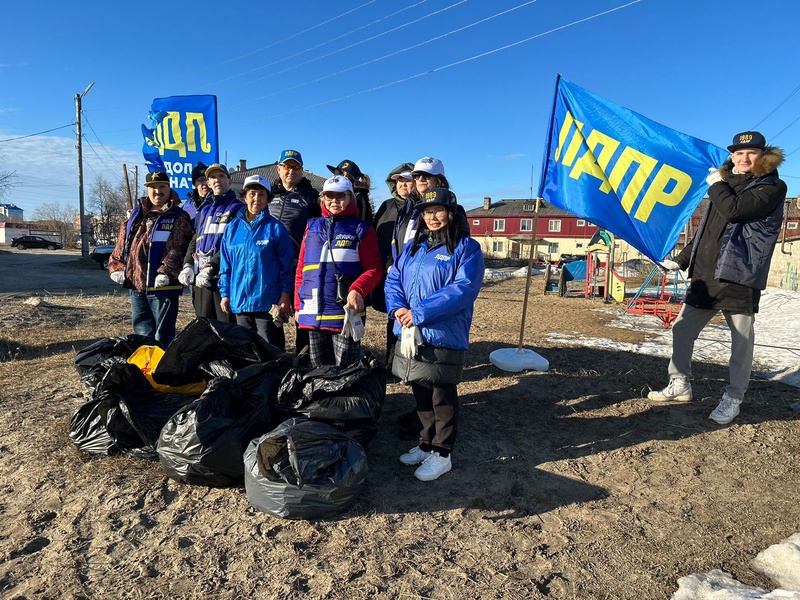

{"left": 523, "top": 203, "right": 534, "bottom": 212}
{"left": 548, "top": 219, "right": 561, "bottom": 232}
{"left": 576, "top": 242, "right": 584, "bottom": 249}
{"left": 472, "top": 220, "right": 480, "bottom": 226}
{"left": 576, "top": 219, "right": 586, "bottom": 227}
{"left": 787, "top": 222, "right": 798, "bottom": 230}
{"left": 548, "top": 242, "right": 559, "bottom": 254}
{"left": 494, "top": 219, "right": 505, "bottom": 232}
{"left": 492, "top": 240, "right": 504, "bottom": 252}
{"left": 520, "top": 219, "right": 532, "bottom": 232}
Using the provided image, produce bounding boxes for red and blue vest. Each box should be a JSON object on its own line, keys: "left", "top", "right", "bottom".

{"left": 297, "top": 215, "right": 370, "bottom": 331}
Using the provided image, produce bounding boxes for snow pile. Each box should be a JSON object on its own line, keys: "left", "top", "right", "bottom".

{"left": 671, "top": 533, "right": 800, "bottom": 599}
{"left": 511, "top": 266, "right": 545, "bottom": 277}
{"left": 547, "top": 287, "right": 800, "bottom": 389}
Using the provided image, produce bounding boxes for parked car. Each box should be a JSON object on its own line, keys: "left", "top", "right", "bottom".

{"left": 11, "top": 235, "right": 64, "bottom": 251}
{"left": 90, "top": 245, "right": 116, "bottom": 269}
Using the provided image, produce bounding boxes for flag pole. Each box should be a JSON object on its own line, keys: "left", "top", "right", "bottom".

{"left": 489, "top": 75, "right": 561, "bottom": 373}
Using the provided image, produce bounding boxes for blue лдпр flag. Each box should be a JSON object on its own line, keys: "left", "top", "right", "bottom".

{"left": 537, "top": 77, "right": 729, "bottom": 263}
{"left": 141, "top": 95, "right": 219, "bottom": 196}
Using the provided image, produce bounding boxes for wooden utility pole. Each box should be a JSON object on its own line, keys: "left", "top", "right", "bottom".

{"left": 75, "top": 82, "right": 95, "bottom": 258}
{"left": 122, "top": 163, "right": 133, "bottom": 210}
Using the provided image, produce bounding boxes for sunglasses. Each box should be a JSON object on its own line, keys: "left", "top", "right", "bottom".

{"left": 413, "top": 173, "right": 435, "bottom": 180}
{"left": 322, "top": 191, "right": 347, "bottom": 201}
{"left": 280, "top": 163, "right": 302, "bottom": 171}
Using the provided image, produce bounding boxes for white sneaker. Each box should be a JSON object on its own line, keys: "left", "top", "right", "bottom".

{"left": 647, "top": 377, "right": 692, "bottom": 402}
{"left": 414, "top": 452, "right": 452, "bottom": 481}
{"left": 709, "top": 394, "right": 741, "bottom": 425}
{"left": 399, "top": 446, "right": 431, "bottom": 466}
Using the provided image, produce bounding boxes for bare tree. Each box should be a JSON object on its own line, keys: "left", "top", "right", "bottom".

{"left": 0, "top": 160, "right": 17, "bottom": 201}
{"left": 88, "top": 175, "right": 129, "bottom": 243}
{"left": 33, "top": 202, "right": 78, "bottom": 248}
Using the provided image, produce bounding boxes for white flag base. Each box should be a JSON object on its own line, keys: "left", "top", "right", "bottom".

{"left": 489, "top": 348, "right": 549, "bottom": 373}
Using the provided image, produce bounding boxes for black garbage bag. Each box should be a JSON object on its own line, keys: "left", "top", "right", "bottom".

{"left": 90, "top": 363, "right": 194, "bottom": 460}
{"left": 244, "top": 418, "right": 368, "bottom": 519}
{"left": 73, "top": 334, "right": 156, "bottom": 392}
{"left": 152, "top": 318, "right": 285, "bottom": 386}
{"left": 69, "top": 396, "right": 118, "bottom": 455}
{"left": 273, "top": 356, "right": 386, "bottom": 448}
{"left": 157, "top": 360, "right": 289, "bottom": 486}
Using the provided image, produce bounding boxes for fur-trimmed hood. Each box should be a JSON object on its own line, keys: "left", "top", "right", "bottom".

{"left": 720, "top": 146, "right": 784, "bottom": 180}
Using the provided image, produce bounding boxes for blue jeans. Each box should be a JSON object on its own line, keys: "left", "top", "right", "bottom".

{"left": 130, "top": 291, "right": 180, "bottom": 347}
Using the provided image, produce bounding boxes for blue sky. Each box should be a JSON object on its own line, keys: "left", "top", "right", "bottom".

{"left": 1, "top": 0, "right": 798, "bottom": 217}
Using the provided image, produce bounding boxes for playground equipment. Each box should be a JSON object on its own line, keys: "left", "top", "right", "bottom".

{"left": 625, "top": 265, "right": 688, "bottom": 327}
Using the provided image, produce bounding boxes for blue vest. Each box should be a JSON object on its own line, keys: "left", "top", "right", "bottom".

{"left": 124, "top": 204, "right": 186, "bottom": 296}
{"left": 194, "top": 191, "right": 243, "bottom": 271}
{"left": 297, "top": 215, "right": 370, "bottom": 331}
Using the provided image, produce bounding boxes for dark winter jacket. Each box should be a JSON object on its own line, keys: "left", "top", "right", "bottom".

{"left": 269, "top": 177, "right": 321, "bottom": 256}
{"left": 676, "top": 147, "right": 786, "bottom": 313}
{"left": 371, "top": 162, "right": 415, "bottom": 312}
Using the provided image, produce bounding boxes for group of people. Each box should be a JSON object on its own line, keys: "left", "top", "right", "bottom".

{"left": 108, "top": 151, "right": 485, "bottom": 481}
{"left": 106, "top": 128, "right": 787, "bottom": 479}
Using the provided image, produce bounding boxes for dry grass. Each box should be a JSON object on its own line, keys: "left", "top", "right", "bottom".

{"left": 0, "top": 279, "right": 798, "bottom": 599}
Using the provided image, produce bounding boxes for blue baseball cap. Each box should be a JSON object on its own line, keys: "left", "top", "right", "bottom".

{"left": 278, "top": 149, "right": 303, "bottom": 166}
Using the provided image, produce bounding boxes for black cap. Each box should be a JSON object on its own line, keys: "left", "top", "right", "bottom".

{"left": 144, "top": 171, "right": 170, "bottom": 187}
{"left": 727, "top": 131, "right": 767, "bottom": 152}
{"left": 415, "top": 187, "right": 456, "bottom": 211}
{"left": 191, "top": 161, "right": 208, "bottom": 184}
{"left": 326, "top": 159, "right": 363, "bottom": 180}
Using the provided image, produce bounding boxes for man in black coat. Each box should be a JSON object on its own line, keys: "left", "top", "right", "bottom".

{"left": 649, "top": 131, "right": 786, "bottom": 425}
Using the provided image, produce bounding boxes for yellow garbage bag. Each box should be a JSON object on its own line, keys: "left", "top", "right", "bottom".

{"left": 127, "top": 345, "right": 206, "bottom": 396}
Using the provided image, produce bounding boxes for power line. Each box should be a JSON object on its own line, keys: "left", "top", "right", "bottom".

{"left": 243, "top": 0, "right": 641, "bottom": 122}
{"left": 229, "top": 0, "right": 467, "bottom": 90}
{"left": 768, "top": 115, "right": 800, "bottom": 143}
{"left": 211, "top": 0, "right": 431, "bottom": 88}
{"left": 232, "top": 0, "right": 536, "bottom": 107}
{"left": 0, "top": 124, "right": 74, "bottom": 143}
{"left": 82, "top": 112, "right": 126, "bottom": 172}
{"left": 206, "top": 0, "right": 380, "bottom": 71}
{"left": 751, "top": 83, "right": 800, "bottom": 130}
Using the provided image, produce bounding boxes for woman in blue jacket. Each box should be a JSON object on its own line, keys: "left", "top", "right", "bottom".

{"left": 384, "top": 187, "right": 484, "bottom": 481}
{"left": 219, "top": 175, "right": 295, "bottom": 348}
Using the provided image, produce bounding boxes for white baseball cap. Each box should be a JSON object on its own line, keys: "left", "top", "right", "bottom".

{"left": 411, "top": 157, "right": 445, "bottom": 177}
{"left": 322, "top": 175, "right": 353, "bottom": 193}
{"left": 391, "top": 171, "right": 413, "bottom": 181}
{"left": 243, "top": 175, "right": 271, "bottom": 192}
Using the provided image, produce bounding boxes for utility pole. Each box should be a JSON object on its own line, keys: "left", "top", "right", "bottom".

{"left": 75, "top": 81, "right": 95, "bottom": 258}
{"left": 134, "top": 165, "right": 139, "bottom": 201}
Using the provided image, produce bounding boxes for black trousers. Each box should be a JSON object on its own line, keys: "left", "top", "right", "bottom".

{"left": 386, "top": 317, "right": 397, "bottom": 365}
{"left": 411, "top": 381, "right": 458, "bottom": 454}
{"left": 235, "top": 312, "right": 284, "bottom": 350}
{"left": 193, "top": 285, "right": 235, "bottom": 323}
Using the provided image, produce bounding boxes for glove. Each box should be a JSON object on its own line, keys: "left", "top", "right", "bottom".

{"left": 178, "top": 265, "right": 194, "bottom": 286}
{"left": 269, "top": 304, "right": 289, "bottom": 328}
{"left": 153, "top": 274, "right": 170, "bottom": 288}
{"left": 340, "top": 306, "right": 365, "bottom": 341}
{"left": 660, "top": 259, "right": 681, "bottom": 272}
{"left": 706, "top": 167, "right": 722, "bottom": 186}
{"left": 400, "top": 325, "right": 422, "bottom": 358}
{"left": 195, "top": 268, "right": 212, "bottom": 288}
{"left": 110, "top": 270, "right": 125, "bottom": 285}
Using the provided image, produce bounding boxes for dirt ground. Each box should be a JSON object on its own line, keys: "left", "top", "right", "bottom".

{"left": 1, "top": 255, "right": 798, "bottom": 599}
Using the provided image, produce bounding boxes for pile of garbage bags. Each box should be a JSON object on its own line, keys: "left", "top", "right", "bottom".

{"left": 69, "top": 318, "right": 385, "bottom": 519}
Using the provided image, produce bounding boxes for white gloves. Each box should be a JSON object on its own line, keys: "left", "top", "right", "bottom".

{"left": 269, "top": 304, "right": 289, "bottom": 329}
{"left": 340, "top": 306, "right": 365, "bottom": 341}
{"left": 195, "top": 267, "right": 212, "bottom": 288}
{"left": 153, "top": 274, "right": 170, "bottom": 288}
{"left": 178, "top": 265, "right": 195, "bottom": 286}
{"left": 660, "top": 259, "right": 681, "bottom": 272}
{"left": 706, "top": 167, "right": 722, "bottom": 186}
{"left": 400, "top": 325, "right": 422, "bottom": 358}
{"left": 110, "top": 270, "right": 125, "bottom": 285}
